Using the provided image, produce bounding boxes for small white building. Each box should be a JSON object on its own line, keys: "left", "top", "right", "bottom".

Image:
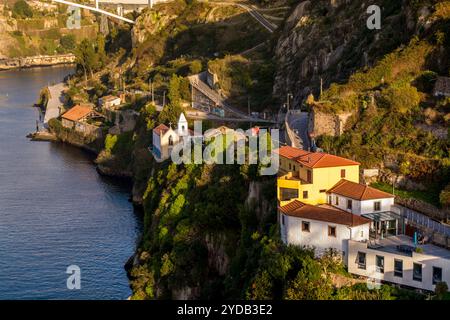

{"left": 98, "top": 95, "right": 122, "bottom": 111}
{"left": 152, "top": 124, "right": 179, "bottom": 162}
{"left": 152, "top": 113, "right": 192, "bottom": 162}
{"left": 279, "top": 200, "right": 371, "bottom": 259}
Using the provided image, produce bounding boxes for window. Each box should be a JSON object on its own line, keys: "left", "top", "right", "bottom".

{"left": 360, "top": 230, "right": 364, "bottom": 238}
{"left": 374, "top": 201, "right": 381, "bottom": 211}
{"left": 376, "top": 255, "right": 384, "bottom": 273}
{"left": 280, "top": 188, "right": 299, "bottom": 201}
{"left": 289, "top": 163, "right": 292, "bottom": 170}
{"left": 341, "top": 169, "right": 346, "bottom": 178}
{"left": 168, "top": 135, "right": 174, "bottom": 146}
{"left": 328, "top": 195, "right": 332, "bottom": 204}
{"left": 281, "top": 215, "right": 285, "bottom": 225}
{"left": 413, "top": 263, "right": 422, "bottom": 282}
{"left": 293, "top": 166, "right": 296, "bottom": 172}
{"left": 347, "top": 199, "right": 352, "bottom": 210}
{"left": 303, "top": 191, "right": 308, "bottom": 199}
{"left": 307, "top": 170, "right": 312, "bottom": 183}
{"left": 302, "top": 221, "right": 310, "bottom": 232}
{"left": 394, "top": 259, "right": 403, "bottom": 278}
{"left": 319, "top": 189, "right": 326, "bottom": 193}
{"left": 335, "top": 196, "right": 339, "bottom": 206}
{"left": 357, "top": 252, "right": 366, "bottom": 270}
{"left": 328, "top": 226, "right": 336, "bottom": 237}
{"left": 433, "top": 267, "right": 442, "bottom": 285}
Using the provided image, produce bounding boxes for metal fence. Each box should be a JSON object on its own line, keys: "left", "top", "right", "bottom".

{"left": 399, "top": 206, "right": 450, "bottom": 237}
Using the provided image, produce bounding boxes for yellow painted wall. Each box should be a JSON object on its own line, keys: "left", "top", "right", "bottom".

{"left": 277, "top": 164, "right": 360, "bottom": 206}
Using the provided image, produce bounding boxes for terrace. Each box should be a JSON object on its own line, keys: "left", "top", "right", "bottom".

{"left": 367, "top": 235, "right": 450, "bottom": 259}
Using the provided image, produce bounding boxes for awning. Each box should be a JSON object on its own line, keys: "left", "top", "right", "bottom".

{"left": 362, "top": 211, "right": 401, "bottom": 222}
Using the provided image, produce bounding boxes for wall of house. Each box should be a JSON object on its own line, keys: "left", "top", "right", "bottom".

{"left": 280, "top": 213, "right": 369, "bottom": 258}
{"left": 160, "top": 129, "right": 179, "bottom": 160}
{"left": 348, "top": 240, "right": 450, "bottom": 291}
{"left": 328, "top": 194, "right": 394, "bottom": 215}
{"left": 152, "top": 132, "right": 162, "bottom": 159}
{"left": 62, "top": 118, "right": 74, "bottom": 129}
{"left": 277, "top": 163, "right": 360, "bottom": 206}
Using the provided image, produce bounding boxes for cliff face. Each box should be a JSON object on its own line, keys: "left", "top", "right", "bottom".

{"left": 273, "top": 0, "right": 418, "bottom": 106}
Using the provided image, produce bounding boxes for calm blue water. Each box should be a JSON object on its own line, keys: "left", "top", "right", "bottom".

{"left": 0, "top": 67, "right": 142, "bottom": 300}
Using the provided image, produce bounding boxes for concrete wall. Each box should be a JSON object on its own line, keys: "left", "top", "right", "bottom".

{"left": 348, "top": 240, "right": 450, "bottom": 291}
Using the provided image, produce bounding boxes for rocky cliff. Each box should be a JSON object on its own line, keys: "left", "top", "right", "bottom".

{"left": 273, "top": 0, "right": 417, "bottom": 106}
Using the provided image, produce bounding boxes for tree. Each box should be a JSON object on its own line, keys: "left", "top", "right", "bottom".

{"left": 246, "top": 270, "right": 273, "bottom": 300}
{"left": 158, "top": 102, "right": 183, "bottom": 126}
{"left": 380, "top": 84, "right": 421, "bottom": 114}
{"left": 284, "top": 256, "right": 333, "bottom": 300}
{"left": 13, "top": 0, "right": 33, "bottom": 18}
{"left": 60, "top": 34, "right": 76, "bottom": 50}
{"left": 75, "top": 39, "right": 97, "bottom": 83}
{"left": 168, "top": 74, "right": 182, "bottom": 105}
{"left": 189, "top": 60, "right": 202, "bottom": 75}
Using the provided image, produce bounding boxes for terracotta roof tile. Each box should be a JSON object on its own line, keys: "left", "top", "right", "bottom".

{"left": 328, "top": 179, "right": 394, "bottom": 200}
{"left": 153, "top": 124, "right": 169, "bottom": 135}
{"left": 275, "top": 146, "right": 360, "bottom": 168}
{"left": 279, "top": 200, "right": 370, "bottom": 227}
{"left": 61, "top": 105, "right": 93, "bottom": 122}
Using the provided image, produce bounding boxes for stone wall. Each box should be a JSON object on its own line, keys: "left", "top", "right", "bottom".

{"left": 0, "top": 54, "right": 75, "bottom": 70}
{"left": 308, "top": 106, "right": 353, "bottom": 137}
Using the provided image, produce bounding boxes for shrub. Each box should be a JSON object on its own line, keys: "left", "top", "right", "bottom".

{"left": 13, "top": 0, "right": 33, "bottom": 18}
{"left": 60, "top": 34, "right": 76, "bottom": 50}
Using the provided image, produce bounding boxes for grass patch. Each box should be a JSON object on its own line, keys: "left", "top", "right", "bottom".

{"left": 371, "top": 181, "right": 441, "bottom": 207}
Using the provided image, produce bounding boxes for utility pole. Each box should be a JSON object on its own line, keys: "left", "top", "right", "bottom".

{"left": 320, "top": 77, "right": 323, "bottom": 98}
{"left": 287, "top": 93, "right": 293, "bottom": 111}
{"left": 163, "top": 91, "right": 166, "bottom": 107}
{"left": 191, "top": 83, "right": 194, "bottom": 109}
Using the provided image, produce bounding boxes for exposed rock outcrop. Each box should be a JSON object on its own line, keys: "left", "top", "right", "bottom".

{"left": 0, "top": 54, "right": 76, "bottom": 71}
{"left": 274, "top": 0, "right": 416, "bottom": 106}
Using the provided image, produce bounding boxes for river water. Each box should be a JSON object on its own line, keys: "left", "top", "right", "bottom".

{"left": 0, "top": 66, "right": 142, "bottom": 300}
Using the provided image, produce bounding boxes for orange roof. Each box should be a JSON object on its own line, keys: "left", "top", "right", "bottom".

{"left": 328, "top": 179, "right": 394, "bottom": 200}
{"left": 62, "top": 105, "right": 93, "bottom": 122}
{"left": 279, "top": 200, "right": 370, "bottom": 227}
{"left": 275, "top": 146, "right": 360, "bottom": 168}
{"left": 153, "top": 124, "right": 169, "bottom": 135}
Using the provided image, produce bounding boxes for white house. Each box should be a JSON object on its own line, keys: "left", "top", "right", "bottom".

{"left": 98, "top": 95, "right": 122, "bottom": 111}
{"left": 152, "top": 113, "right": 193, "bottom": 162}
{"left": 279, "top": 200, "right": 371, "bottom": 259}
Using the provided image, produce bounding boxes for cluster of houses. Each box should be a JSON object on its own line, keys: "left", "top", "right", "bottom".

{"left": 151, "top": 112, "right": 260, "bottom": 162}
{"left": 277, "top": 145, "right": 450, "bottom": 292}
{"left": 60, "top": 94, "right": 134, "bottom": 137}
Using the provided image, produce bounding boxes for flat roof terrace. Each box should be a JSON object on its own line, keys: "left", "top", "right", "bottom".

{"left": 368, "top": 235, "right": 450, "bottom": 259}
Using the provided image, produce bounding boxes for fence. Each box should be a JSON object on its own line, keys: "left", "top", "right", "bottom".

{"left": 396, "top": 205, "right": 450, "bottom": 237}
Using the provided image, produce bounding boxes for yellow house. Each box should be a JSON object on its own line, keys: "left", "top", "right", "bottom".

{"left": 276, "top": 146, "right": 360, "bottom": 206}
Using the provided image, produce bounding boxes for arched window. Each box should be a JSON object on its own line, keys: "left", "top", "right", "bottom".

{"left": 168, "top": 135, "right": 174, "bottom": 146}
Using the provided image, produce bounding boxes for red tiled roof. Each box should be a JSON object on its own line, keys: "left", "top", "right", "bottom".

{"left": 328, "top": 179, "right": 394, "bottom": 200}
{"left": 275, "top": 146, "right": 360, "bottom": 168}
{"left": 153, "top": 124, "right": 169, "bottom": 135}
{"left": 62, "top": 105, "right": 93, "bottom": 122}
{"left": 279, "top": 200, "right": 370, "bottom": 227}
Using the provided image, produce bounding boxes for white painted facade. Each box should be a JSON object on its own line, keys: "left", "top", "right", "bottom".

{"left": 280, "top": 212, "right": 370, "bottom": 259}
{"left": 348, "top": 239, "right": 450, "bottom": 292}
{"left": 328, "top": 193, "right": 394, "bottom": 216}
